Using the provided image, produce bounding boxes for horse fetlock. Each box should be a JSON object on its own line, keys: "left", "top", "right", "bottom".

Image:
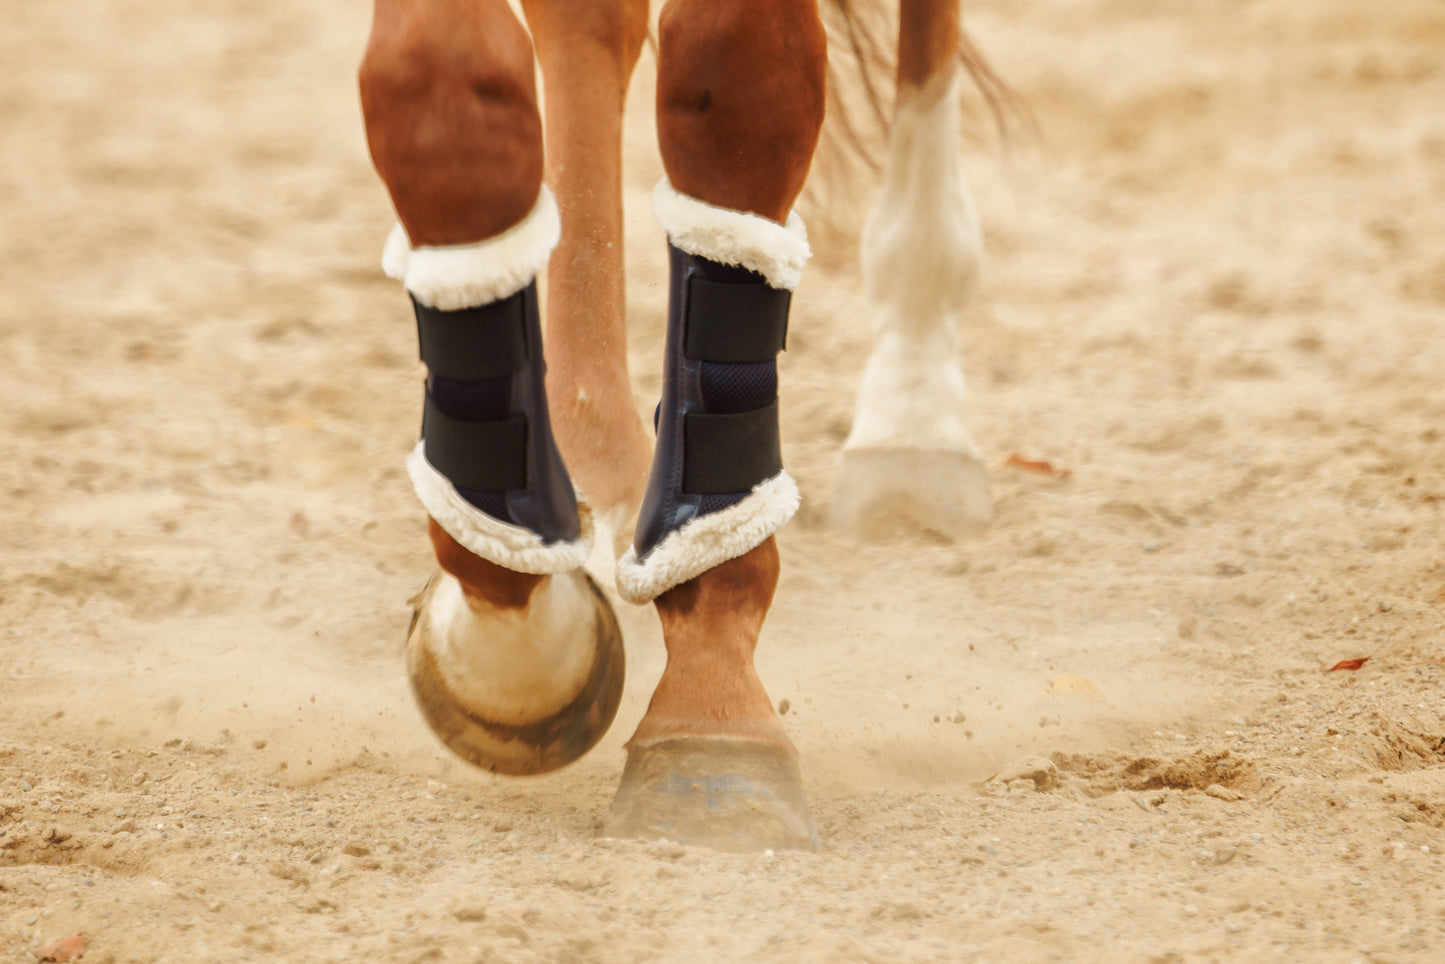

{"left": 845, "top": 329, "right": 975, "bottom": 453}
{"left": 862, "top": 212, "right": 981, "bottom": 322}
{"left": 839, "top": 337, "right": 993, "bottom": 538}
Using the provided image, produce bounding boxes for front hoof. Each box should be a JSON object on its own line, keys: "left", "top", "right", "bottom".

{"left": 603, "top": 737, "right": 818, "bottom": 853}
{"left": 835, "top": 446, "right": 992, "bottom": 541}
{"left": 406, "top": 569, "right": 624, "bottom": 775}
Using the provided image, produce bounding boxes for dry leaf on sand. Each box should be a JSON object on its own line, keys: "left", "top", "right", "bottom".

{"left": 1003, "top": 454, "right": 1073, "bottom": 478}
{"left": 33, "top": 934, "right": 86, "bottom": 963}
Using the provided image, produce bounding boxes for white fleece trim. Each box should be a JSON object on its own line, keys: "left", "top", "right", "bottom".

{"left": 382, "top": 223, "right": 410, "bottom": 282}
{"left": 615, "top": 472, "right": 800, "bottom": 604}
{"left": 651, "top": 179, "right": 811, "bottom": 291}
{"left": 381, "top": 187, "right": 561, "bottom": 311}
{"left": 407, "top": 442, "right": 593, "bottom": 575}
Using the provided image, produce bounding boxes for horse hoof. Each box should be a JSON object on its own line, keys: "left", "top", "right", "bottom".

{"left": 406, "top": 569, "right": 625, "bottom": 776}
{"left": 834, "top": 446, "right": 992, "bottom": 541}
{"left": 603, "top": 736, "right": 819, "bottom": 853}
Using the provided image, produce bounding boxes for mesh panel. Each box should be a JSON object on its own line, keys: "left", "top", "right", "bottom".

{"left": 699, "top": 361, "right": 777, "bottom": 414}
{"left": 427, "top": 375, "right": 512, "bottom": 420}
{"left": 698, "top": 492, "right": 748, "bottom": 514}
{"left": 455, "top": 487, "right": 510, "bottom": 521}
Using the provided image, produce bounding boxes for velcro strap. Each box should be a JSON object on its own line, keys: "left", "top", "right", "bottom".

{"left": 682, "top": 399, "right": 782, "bottom": 495}
{"left": 684, "top": 278, "right": 790, "bottom": 363}
{"left": 414, "top": 293, "right": 529, "bottom": 380}
{"left": 421, "top": 395, "right": 528, "bottom": 491}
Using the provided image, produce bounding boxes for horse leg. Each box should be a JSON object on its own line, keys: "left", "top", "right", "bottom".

{"left": 835, "top": 0, "right": 993, "bottom": 540}
{"left": 519, "top": 0, "right": 653, "bottom": 541}
{"left": 604, "top": 0, "right": 827, "bottom": 851}
{"left": 360, "top": 0, "right": 623, "bottom": 774}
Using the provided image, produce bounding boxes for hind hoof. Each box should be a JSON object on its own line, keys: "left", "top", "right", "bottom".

{"left": 835, "top": 446, "right": 992, "bottom": 541}
{"left": 603, "top": 736, "right": 818, "bottom": 853}
{"left": 406, "top": 569, "right": 625, "bottom": 776}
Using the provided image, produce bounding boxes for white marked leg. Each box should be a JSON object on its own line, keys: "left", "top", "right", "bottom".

{"left": 837, "top": 70, "right": 992, "bottom": 539}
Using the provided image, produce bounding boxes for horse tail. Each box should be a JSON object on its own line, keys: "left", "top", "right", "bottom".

{"left": 808, "top": 1, "right": 1029, "bottom": 246}
{"left": 824, "top": 0, "right": 1024, "bottom": 140}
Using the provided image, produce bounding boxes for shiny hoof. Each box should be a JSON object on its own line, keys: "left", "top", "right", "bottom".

{"left": 603, "top": 736, "right": 819, "bottom": 853}
{"left": 834, "top": 446, "right": 992, "bottom": 541}
{"left": 406, "top": 569, "right": 625, "bottom": 776}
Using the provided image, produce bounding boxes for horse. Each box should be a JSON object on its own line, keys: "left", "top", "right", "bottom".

{"left": 358, "top": 0, "right": 996, "bottom": 852}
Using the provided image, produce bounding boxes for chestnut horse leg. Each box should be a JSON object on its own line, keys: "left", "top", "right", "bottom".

{"left": 603, "top": 0, "right": 828, "bottom": 851}
{"left": 836, "top": 0, "right": 993, "bottom": 540}
{"left": 360, "top": 0, "right": 623, "bottom": 775}
{"left": 520, "top": 0, "right": 653, "bottom": 543}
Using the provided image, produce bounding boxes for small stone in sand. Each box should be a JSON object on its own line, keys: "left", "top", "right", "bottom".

{"left": 1205, "top": 784, "right": 1244, "bottom": 802}
{"left": 991, "top": 758, "right": 1059, "bottom": 792}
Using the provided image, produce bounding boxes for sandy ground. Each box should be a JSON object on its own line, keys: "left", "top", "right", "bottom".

{"left": 3, "top": 0, "right": 1445, "bottom": 960}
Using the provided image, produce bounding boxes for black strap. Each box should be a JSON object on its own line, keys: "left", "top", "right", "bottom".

{"left": 684, "top": 278, "right": 790, "bottom": 363}
{"left": 414, "top": 293, "right": 528, "bottom": 381}
{"left": 421, "top": 395, "right": 528, "bottom": 491}
{"left": 682, "top": 399, "right": 782, "bottom": 495}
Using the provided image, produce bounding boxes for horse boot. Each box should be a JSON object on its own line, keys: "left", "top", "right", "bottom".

{"left": 609, "top": 180, "right": 817, "bottom": 851}
{"left": 384, "top": 187, "right": 625, "bottom": 775}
